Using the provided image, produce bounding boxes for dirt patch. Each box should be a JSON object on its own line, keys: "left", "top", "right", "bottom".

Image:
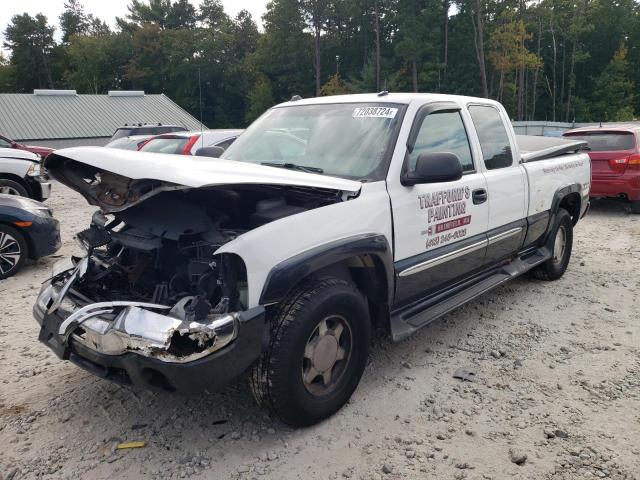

{"left": 0, "top": 187, "right": 638, "bottom": 479}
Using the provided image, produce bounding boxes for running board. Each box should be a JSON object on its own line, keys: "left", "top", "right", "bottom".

{"left": 390, "top": 246, "right": 551, "bottom": 342}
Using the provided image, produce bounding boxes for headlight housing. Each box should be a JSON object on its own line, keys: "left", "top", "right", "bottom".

{"left": 26, "top": 163, "right": 42, "bottom": 177}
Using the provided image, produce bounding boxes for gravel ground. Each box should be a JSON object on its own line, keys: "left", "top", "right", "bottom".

{"left": 0, "top": 183, "right": 639, "bottom": 480}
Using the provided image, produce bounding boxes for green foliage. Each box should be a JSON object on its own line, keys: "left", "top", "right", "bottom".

{"left": 1, "top": 0, "right": 639, "bottom": 125}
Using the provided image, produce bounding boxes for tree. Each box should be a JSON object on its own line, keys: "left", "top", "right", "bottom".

{"left": 246, "top": 76, "right": 275, "bottom": 123}
{"left": 60, "top": 0, "right": 90, "bottom": 42}
{"left": 590, "top": 44, "right": 635, "bottom": 122}
{"left": 300, "top": 0, "right": 331, "bottom": 96}
{"left": 320, "top": 73, "right": 348, "bottom": 95}
{"left": 3, "top": 13, "right": 56, "bottom": 91}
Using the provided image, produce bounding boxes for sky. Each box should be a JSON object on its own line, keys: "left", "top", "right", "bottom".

{"left": 0, "top": 0, "right": 267, "bottom": 48}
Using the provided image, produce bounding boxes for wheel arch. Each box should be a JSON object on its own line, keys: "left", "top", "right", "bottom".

{"left": 0, "top": 173, "right": 33, "bottom": 197}
{"left": 259, "top": 234, "right": 394, "bottom": 329}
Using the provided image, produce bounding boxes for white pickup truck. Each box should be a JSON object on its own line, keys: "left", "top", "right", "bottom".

{"left": 34, "top": 93, "right": 590, "bottom": 426}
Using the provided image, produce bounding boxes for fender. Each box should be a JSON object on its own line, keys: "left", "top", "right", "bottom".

{"left": 544, "top": 183, "right": 582, "bottom": 241}
{"left": 259, "top": 233, "right": 394, "bottom": 306}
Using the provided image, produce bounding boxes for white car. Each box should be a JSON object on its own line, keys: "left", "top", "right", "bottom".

{"left": 34, "top": 93, "right": 590, "bottom": 427}
{"left": 137, "top": 129, "right": 244, "bottom": 155}
{"left": 0, "top": 148, "right": 52, "bottom": 200}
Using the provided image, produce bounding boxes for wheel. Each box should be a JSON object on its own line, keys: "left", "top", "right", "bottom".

{"left": 0, "top": 225, "right": 28, "bottom": 279}
{"left": 532, "top": 208, "right": 573, "bottom": 281}
{"left": 249, "top": 277, "right": 371, "bottom": 427}
{"left": 0, "top": 179, "right": 28, "bottom": 197}
{"left": 630, "top": 201, "right": 640, "bottom": 214}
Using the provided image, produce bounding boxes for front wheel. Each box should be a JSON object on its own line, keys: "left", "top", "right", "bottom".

{"left": 0, "top": 225, "right": 28, "bottom": 279}
{"left": 249, "top": 277, "right": 371, "bottom": 427}
{"left": 532, "top": 208, "right": 573, "bottom": 281}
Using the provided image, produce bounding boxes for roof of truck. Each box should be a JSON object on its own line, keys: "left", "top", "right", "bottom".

{"left": 275, "top": 93, "right": 502, "bottom": 108}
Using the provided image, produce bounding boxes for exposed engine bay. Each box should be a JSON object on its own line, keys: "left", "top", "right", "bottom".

{"left": 72, "top": 184, "right": 341, "bottom": 316}
{"left": 39, "top": 157, "right": 348, "bottom": 363}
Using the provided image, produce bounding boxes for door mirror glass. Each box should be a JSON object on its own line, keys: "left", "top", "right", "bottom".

{"left": 402, "top": 152, "right": 463, "bottom": 186}
{"left": 194, "top": 146, "right": 225, "bottom": 158}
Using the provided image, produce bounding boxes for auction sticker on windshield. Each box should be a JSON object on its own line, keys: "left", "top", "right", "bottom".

{"left": 352, "top": 107, "right": 398, "bottom": 119}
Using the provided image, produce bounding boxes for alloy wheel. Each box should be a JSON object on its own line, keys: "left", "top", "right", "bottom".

{"left": 0, "top": 186, "right": 22, "bottom": 195}
{"left": 0, "top": 231, "right": 22, "bottom": 276}
{"left": 553, "top": 225, "right": 567, "bottom": 265}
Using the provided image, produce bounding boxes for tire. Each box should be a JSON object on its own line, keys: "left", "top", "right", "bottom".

{"left": 0, "top": 224, "right": 28, "bottom": 279}
{"left": 0, "top": 179, "right": 29, "bottom": 197}
{"left": 249, "top": 277, "right": 371, "bottom": 427}
{"left": 532, "top": 208, "right": 573, "bottom": 281}
{"left": 630, "top": 201, "right": 640, "bottom": 214}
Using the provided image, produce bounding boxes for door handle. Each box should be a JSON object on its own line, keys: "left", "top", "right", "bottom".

{"left": 472, "top": 189, "right": 488, "bottom": 205}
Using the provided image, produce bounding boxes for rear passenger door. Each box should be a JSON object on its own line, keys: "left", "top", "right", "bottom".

{"left": 389, "top": 103, "right": 489, "bottom": 307}
{"left": 467, "top": 104, "right": 527, "bottom": 264}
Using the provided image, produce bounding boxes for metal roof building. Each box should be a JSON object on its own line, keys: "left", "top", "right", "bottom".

{"left": 0, "top": 90, "right": 205, "bottom": 149}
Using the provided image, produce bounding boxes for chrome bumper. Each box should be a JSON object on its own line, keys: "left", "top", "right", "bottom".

{"left": 34, "top": 259, "right": 239, "bottom": 363}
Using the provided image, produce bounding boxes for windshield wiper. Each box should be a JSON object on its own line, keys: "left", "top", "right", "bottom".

{"left": 261, "top": 162, "right": 324, "bottom": 174}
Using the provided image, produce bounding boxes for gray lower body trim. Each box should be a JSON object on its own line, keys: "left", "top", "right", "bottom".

{"left": 398, "top": 240, "right": 487, "bottom": 277}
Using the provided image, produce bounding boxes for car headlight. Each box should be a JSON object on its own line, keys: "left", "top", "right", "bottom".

{"left": 27, "top": 163, "right": 42, "bottom": 177}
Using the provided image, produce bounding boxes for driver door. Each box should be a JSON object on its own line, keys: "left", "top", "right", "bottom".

{"left": 389, "top": 104, "right": 489, "bottom": 307}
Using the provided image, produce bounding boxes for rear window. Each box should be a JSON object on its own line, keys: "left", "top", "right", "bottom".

{"left": 564, "top": 132, "right": 636, "bottom": 152}
{"left": 139, "top": 137, "right": 191, "bottom": 154}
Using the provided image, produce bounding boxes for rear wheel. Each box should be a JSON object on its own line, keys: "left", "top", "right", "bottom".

{"left": 0, "top": 225, "right": 28, "bottom": 279}
{"left": 630, "top": 201, "right": 640, "bottom": 214}
{"left": 249, "top": 277, "right": 371, "bottom": 427}
{"left": 0, "top": 179, "right": 28, "bottom": 197}
{"left": 532, "top": 208, "right": 573, "bottom": 281}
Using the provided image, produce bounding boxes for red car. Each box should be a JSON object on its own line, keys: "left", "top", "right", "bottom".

{"left": 563, "top": 126, "right": 640, "bottom": 213}
{"left": 0, "top": 134, "right": 54, "bottom": 159}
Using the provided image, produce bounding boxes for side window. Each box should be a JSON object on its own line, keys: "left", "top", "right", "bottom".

{"left": 468, "top": 105, "right": 514, "bottom": 170}
{"left": 408, "top": 110, "right": 474, "bottom": 173}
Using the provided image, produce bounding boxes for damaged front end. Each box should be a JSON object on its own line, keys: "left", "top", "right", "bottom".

{"left": 34, "top": 149, "right": 355, "bottom": 392}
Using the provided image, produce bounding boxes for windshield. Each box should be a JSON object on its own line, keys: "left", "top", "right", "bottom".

{"left": 221, "top": 103, "right": 404, "bottom": 180}
{"left": 106, "top": 137, "right": 146, "bottom": 150}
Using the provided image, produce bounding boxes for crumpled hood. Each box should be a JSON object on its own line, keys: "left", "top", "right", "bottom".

{"left": 0, "top": 147, "right": 40, "bottom": 163}
{"left": 45, "top": 147, "right": 362, "bottom": 212}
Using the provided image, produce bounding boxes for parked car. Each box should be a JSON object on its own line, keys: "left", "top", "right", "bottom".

{"left": 0, "top": 134, "right": 54, "bottom": 159}
{"left": 36, "top": 93, "right": 590, "bottom": 427}
{"left": 110, "top": 124, "right": 188, "bottom": 141}
{"left": 138, "top": 129, "right": 243, "bottom": 155}
{"left": 0, "top": 194, "right": 61, "bottom": 279}
{"left": 0, "top": 148, "right": 52, "bottom": 201}
{"left": 563, "top": 125, "right": 640, "bottom": 213}
{"left": 104, "top": 135, "right": 152, "bottom": 151}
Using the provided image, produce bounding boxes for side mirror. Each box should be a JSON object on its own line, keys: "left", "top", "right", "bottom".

{"left": 194, "top": 146, "right": 225, "bottom": 158}
{"left": 402, "top": 152, "right": 463, "bottom": 186}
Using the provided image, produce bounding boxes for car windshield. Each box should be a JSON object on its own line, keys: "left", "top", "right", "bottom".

{"left": 221, "top": 103, "right": 404, "bottom": 180}
{"left": 565, "top": 132, "right": 636, "bottom": 152}
{"left": 139, "top": 137, "right": 191, "bottom": 154}
{"left": 105, "top": 137, "right": 145, "bottom": 150}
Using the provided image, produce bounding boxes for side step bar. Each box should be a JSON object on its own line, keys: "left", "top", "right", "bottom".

{"left": 390, "top": 246, "right": 551, "bottom": 342}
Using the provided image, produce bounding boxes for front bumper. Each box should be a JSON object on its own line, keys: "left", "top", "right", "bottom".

{"left": 34, "top": 265, "right": 268, "bottom": 394}
{"left": 28, "top": 215, "right": 61, "bottom": 259}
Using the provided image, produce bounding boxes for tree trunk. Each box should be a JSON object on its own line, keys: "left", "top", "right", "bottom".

{"left": 442, "top": 0, "right": 449, "bottom": 91}
{"left": 551, "top": 25, "right": 557, "bottom": 121}
{"left": 412, "top": 55, "right": 418, "bottom": 92}
{"left": 374, "top": 0, "right": 381, "bottom": 91}
{"left": 473, "top": 0, "right": 488, "bottom": 98}
{"left": 314, "top": 25, "right": 321, "bottom": 96}
{"left": 531, "top": 15, "right": 542, "bottom": 120}
{"left": 517, "top": 0, "right": 526, "bottom": 121}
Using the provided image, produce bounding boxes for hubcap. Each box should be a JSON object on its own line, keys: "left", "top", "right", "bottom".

{"left": 302, "top": 315, "right": 353, "bottom": 396}
{"left": 0, "top": 186, "right": 21, "bottom": 196}
{"left": 553, "top": 225, "right": 567, "bottom": 265}
{"left": 0, "top": 231, "right": 21, "bottom": 275}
